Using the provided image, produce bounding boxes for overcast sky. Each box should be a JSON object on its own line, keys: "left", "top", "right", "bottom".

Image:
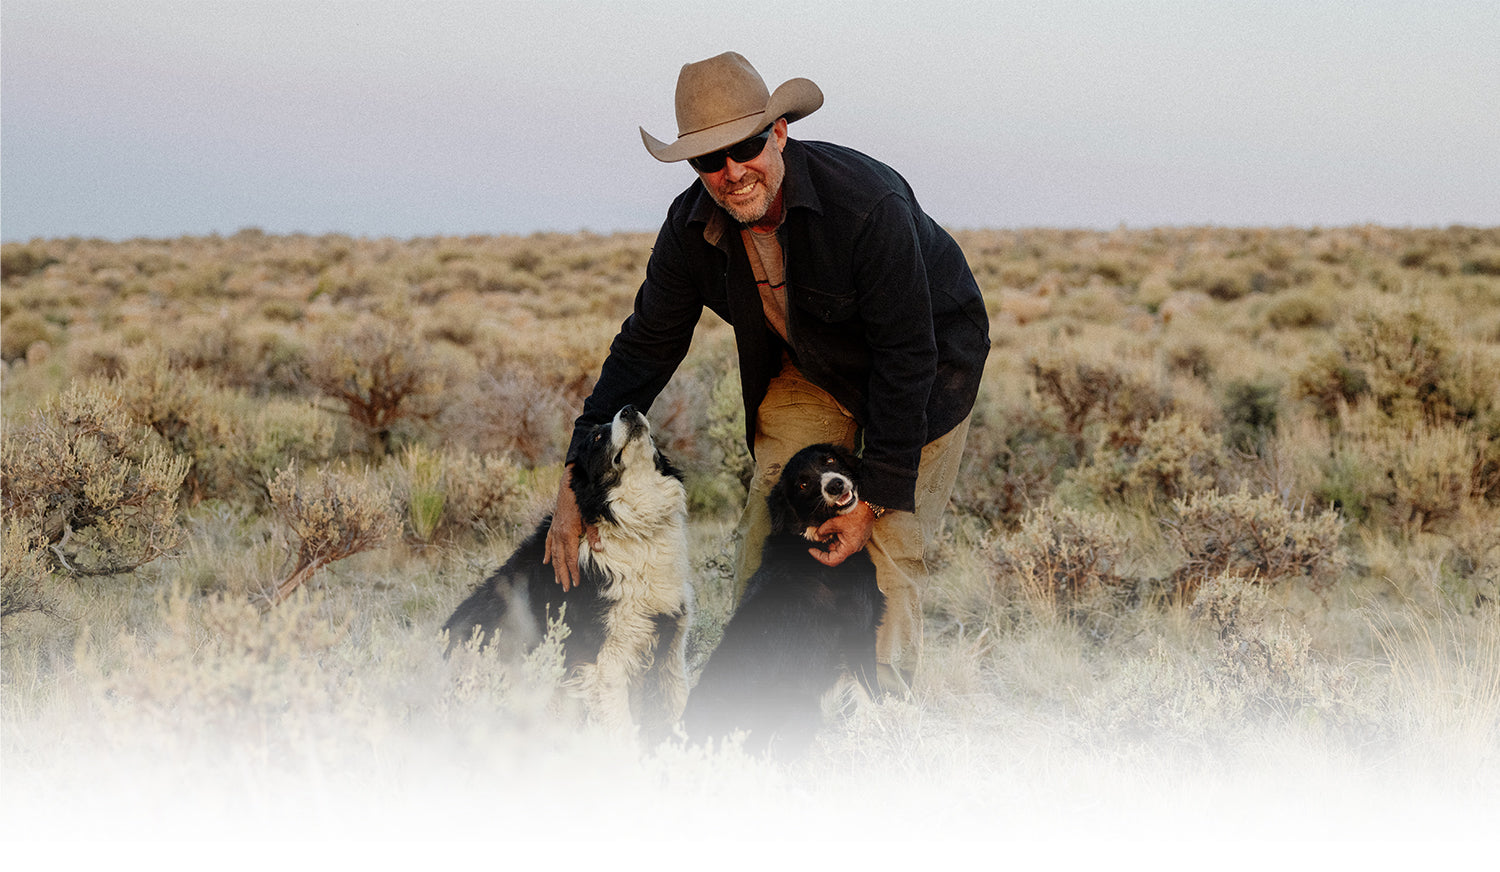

{"left": 3, "top": 0, "right": 1497, "bottom": 241}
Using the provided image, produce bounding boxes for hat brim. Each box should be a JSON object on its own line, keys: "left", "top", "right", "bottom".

{"left": 641, "top": 77, "right": 823, "bottom": 164}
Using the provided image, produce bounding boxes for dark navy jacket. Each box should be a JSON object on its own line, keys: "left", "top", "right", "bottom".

{"left": 567, "top": 138, "right": 990, "bottom": 512}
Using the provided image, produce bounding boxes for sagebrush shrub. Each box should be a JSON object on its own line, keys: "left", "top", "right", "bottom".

{"left": 1066, "top": 412, "right": 1225, "bottom": 509}
{"left": 385, "top": 444, "right": 535, "bottom": 545}
{"left": 303, "top": 315, "right": 447, "bottom": 456}
{"left": 1164, "top": 489, "right": 1347, "bottom": 597}
{"left": 1, "top": 517, "right": 53, "bottom": 617}
{"left": 1345, "top": 306, "right": 1456, "bottom": 425}
{"left": 1263, "top": 289, "right": 1335, "bottom": 331}
{"left": 1318, "top": 410, "right": 1484, "bottom": 535}
{"left": 1299, "top": 303, "right": 1497, "bottom": 431}
{"left": 266, "top": 465, "right": 396, "bottom": 605}
{"left": 117, "top": 354, "right": 335, "bottom": 506}
{"left": 1220, "top": 378, "right": 1281, "bottom": 454}
{"left": 1292, "top": 350, "right": 1370, "bottom": 423}
{"left": 1, "top": 381, "right": 188, "bottom": 578}
{"left": 75, "top": 584, "right": 353, "bottom": 734}
{"left": 437, "top": 368, "right": 578, "bottom": 465}
{"left": 1028, "top": 350, "right": 1125, "bottom": 461}
{"left": 950, "top": 388, "right": 1068, "bottom": 527}
{"left": 1028, "top": 349, "right": 1173, "bottom": 462}
{"left": 0, "top": 242, "right": 58, "bottom": 280}
{"left": 990, "top": 501, "right": 1133, "bottom": 604}
{"left": 0, "top": 311, "right": 56, "bottom": 363}
{"left": 1191, "top": 573, "right": 1356, "bottom": 722}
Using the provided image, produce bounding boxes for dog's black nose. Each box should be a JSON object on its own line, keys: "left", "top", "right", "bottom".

{"left": 620, "top": 404, "right": 638, "bottom": 417}
{"left": 827, "top": 478, "right": 847, "bottom": 495}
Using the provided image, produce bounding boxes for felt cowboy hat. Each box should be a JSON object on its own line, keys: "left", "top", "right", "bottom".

{"left": 640, "top": 52, "right": 823, "bottom": 163}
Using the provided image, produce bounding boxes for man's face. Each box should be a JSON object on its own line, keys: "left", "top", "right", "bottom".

{"left": 695, "top": 118, "right": 788, "bottom": 226}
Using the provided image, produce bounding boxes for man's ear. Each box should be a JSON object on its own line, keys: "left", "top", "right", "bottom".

{"left": 771, "top": 116, "right": 789, "bottom": 151}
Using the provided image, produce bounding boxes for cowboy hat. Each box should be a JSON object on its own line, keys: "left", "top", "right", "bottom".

{"left": 640, "top": 52, "right": 823, "bottom": 163}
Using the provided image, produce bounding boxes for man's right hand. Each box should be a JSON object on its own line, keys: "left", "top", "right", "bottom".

{"left": 543, "top": 465, "right": 590, "bottom": 591}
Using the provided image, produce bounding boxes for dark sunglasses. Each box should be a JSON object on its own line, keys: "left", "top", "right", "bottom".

{"left": 688, "top": 126, "right": 773, "bottom": 173}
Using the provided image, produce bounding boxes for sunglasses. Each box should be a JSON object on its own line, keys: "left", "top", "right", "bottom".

{"left": 688, "top": 127, "right": 773, "bottom": 173}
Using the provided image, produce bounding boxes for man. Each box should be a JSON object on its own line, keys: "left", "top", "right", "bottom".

{"left": 544, "top": 52, "right": 990, "bottom": 696}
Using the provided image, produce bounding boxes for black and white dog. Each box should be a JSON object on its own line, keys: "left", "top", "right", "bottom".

{"left": 683, "top": 443, "right": 886, "bottom": 756}
{"left": 443, "top": 405, "right": 692, "bottom": 739}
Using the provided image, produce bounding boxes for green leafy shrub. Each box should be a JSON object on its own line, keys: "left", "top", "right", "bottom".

{"left": 1220, "top": 378, "right": 1281, "bottom": 454}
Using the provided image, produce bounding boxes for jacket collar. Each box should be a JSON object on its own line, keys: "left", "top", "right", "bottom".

{"left": 691, "top": 138, "right": 822, "bottom": 249}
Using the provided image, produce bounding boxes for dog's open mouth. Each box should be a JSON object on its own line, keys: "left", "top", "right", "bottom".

{"left": 823, "top": 473, "right": 858, "bottom": 514}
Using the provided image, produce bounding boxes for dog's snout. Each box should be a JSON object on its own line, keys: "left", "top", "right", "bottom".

{"left": 826, "top": 478, "right": 847, "bottom": 495}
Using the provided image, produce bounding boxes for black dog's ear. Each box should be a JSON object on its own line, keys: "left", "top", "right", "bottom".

{"left": 767, "top": 477, "right": 797, "bottom": 534}
{"left": 654, "top": 448, "right": 684, "bottom": 482}
{"left": 830, "top": 444, "right": 861, "bottom": 479}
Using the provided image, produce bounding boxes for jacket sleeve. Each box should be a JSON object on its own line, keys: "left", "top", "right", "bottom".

{"left": 566, "top": 213, "right": 705, "bottom": 463}
{"left": 849, "top": 193, "right": 938, "bottom": 512}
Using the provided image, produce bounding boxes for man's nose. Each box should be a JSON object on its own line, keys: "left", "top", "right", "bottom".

{"left": 722, "top": 157, "right": 748, "bottom": 181}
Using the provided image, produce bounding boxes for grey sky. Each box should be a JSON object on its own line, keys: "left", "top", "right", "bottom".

{"left": 3, "top": 0, "right": 1497, "bottom": 241}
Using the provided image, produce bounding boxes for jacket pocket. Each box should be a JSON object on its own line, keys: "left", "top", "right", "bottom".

{"left": 791, "top": 284, "right": 857, "bottom": 323}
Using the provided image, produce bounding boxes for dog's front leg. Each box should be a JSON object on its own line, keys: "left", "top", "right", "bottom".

{"left": 582, "top": 642, "right": 638, "bottom": 737}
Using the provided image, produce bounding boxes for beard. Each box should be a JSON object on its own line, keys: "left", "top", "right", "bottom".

{"left": 705, "top": 154, "right": 786, "bottom": 225}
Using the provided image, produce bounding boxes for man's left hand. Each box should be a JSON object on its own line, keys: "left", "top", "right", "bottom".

{"left": 810, "top": 500, "right": 877, "bottom": 567}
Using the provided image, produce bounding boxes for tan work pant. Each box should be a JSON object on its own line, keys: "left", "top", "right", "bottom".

{"left": 732, "top": 360, "right": 971, "bottom": 690}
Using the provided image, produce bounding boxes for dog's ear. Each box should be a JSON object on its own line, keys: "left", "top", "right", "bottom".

{"left": 832, "top": 444, "right": 861, "bottom": 478}
{"left": 767, "top": 477, "right": 797, "bottom": 534}
{"left": 654, "top": 448, "right": 684, "bottom": 482}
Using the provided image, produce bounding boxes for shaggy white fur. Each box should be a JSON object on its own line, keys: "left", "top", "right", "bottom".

{"left": 571, "top": 410, "right": 692, "bottom": 734}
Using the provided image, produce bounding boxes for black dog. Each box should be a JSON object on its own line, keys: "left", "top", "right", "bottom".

{"left": 442, "top": 405, "right": 692, "bottom": 738}
{"left": 682, "top": 443, "right": 886, "bottom": 756}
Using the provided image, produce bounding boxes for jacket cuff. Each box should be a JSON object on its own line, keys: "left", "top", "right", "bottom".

{"left": 859, "top": 458, "right": 918, "bottom": 514}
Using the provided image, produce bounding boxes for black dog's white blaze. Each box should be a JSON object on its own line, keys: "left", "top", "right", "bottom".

{"left": 779, "top": 451, "right": 861, "bottom": 542}
{"left": 442, "top": 405, "right": 691, "bottom": 739}
{"left": 683, "top": 443, "right": 886, "bottom": 757}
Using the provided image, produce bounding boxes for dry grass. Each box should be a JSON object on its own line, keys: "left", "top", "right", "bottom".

{"left": 4, "top": 226, "right": 1499, "bottom": 843}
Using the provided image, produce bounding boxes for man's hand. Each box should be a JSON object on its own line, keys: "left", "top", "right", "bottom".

{"left": 810, "top": 500, "right": 877, "bottom": 567}
{"left": 542, "top": 466, "right": 599, "bottom": 591}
